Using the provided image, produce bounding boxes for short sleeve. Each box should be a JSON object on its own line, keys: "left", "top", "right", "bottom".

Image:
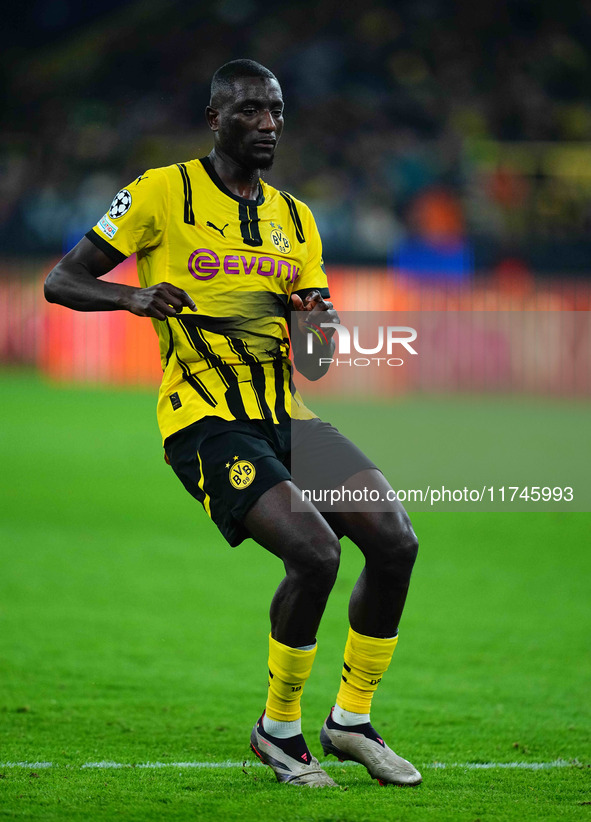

{"left": 86, "top": 169, "right": 168, "bottom": 263}
{"left": 289, "top": 205, "right": 330, "bottom": 300}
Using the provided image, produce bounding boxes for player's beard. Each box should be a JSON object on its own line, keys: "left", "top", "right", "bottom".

{"left": 241, "top": 145, "right": 276, "bottom": 171}
{"left": 217, "top": 133, "right": 277, "bottom": 174}
{"left": 257, "top": 155, "right": 275, "bottom": 170}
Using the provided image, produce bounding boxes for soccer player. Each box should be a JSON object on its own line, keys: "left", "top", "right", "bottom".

{"left": 44, "top": 59, "right": 421, "bottom": 788}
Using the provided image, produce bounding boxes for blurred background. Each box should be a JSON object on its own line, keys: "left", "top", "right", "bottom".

{"left": 1, "top": 9, "right": 589, "bottom": 808}
{"left": 1, "top": 0, "right": 590, "bottom": 389}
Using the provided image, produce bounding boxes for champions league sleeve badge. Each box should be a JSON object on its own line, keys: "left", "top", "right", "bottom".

{"left": 108, "top": 189, "right": 132, "bottom": 219}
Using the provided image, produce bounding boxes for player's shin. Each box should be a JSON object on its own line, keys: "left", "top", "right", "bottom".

{"left": 252, "top": 635, "right": 337, "bottom": 787}
{"left": 321, "top": 627, "right": 421, "bottom": 786}
{"left": 333, "top": 627, "right": 398, "bottom": 724}
{"left": 263, "top": 634, "right": 317, "bottom": 737}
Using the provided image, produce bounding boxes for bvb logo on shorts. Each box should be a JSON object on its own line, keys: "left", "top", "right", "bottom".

{"left": 229, "top": 459, "right": 256, "bottom": 489}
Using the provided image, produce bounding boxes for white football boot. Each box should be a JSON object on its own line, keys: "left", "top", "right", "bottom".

{"left": 320, "top": 707, "right": 422, "bottom": 786}
{"left": 250, "top": 714, "right": 338, "bottom": 787}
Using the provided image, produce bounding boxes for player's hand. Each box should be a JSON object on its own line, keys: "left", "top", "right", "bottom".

{"left": 126, "top": 283, "right": 197, "bottom": 320}
{"left": 291, "top": 290, "right": 339, "bottom": 338}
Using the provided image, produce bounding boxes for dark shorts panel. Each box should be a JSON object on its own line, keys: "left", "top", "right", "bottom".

{"left": 290, "top": 419, "right": 377, "bottom": 494}
{"left": 164, "top": 416, "right": 377, "bottom": 546}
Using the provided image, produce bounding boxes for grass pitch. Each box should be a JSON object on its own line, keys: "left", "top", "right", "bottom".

{"left": 0, "top": 372, "right": 589, "bottom": 820}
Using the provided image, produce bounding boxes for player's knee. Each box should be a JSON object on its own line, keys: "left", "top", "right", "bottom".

{"left": 306, "top": 541, "right": 341, "bottom": 592}
{"left": 397, "top": 528, "right": 419, "bottom": 566}
{"left": 371, "top": 522, "right": 418, "bottom": 577}
{"left": 291, "top": 536, "right": 341, "bottom": 595}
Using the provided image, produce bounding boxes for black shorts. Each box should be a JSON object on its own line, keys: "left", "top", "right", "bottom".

{"left": 164, "top": 416, "right": 377, "bottom": 547}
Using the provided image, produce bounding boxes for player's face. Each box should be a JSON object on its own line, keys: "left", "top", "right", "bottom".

{"left": 213, "top": 77, "right": 284, "bottom": 171}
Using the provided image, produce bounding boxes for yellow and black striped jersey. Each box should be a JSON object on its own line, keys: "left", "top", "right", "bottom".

{"left": 86, "top": 157, "right": 329, "bottom": 442}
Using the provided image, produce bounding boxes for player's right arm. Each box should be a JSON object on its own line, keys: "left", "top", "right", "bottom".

{"left": 44, "top": 238, "right": 195, "bottom": 321}
{"left": 44, "top": 168, "right": 195, "bottom": 320}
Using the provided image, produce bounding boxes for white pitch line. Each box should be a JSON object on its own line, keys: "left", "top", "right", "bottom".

{"left": 0, "top": 759, "right": 580, "bottom": 771}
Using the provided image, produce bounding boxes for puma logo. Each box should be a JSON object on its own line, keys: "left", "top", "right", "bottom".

{"left": 206, "top": 221, "right": 228, "bottom": 237}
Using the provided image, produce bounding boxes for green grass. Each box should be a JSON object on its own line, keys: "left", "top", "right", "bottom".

{"left": 0, "top": 373, "right": 589, "bottom": 820}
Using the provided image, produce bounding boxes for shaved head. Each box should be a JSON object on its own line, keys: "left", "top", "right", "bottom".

{"left": 210, "top": 59, "right": 279, "bottom": 108}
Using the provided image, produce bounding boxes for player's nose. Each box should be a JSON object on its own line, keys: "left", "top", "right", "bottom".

{"left": 258, "top": 110, "right": 276, "bottom": 131}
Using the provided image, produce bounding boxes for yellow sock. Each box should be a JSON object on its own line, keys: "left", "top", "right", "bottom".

{"left": 265, "top": 634, "right": 317, "bottom": 722}
{"left": 335, "top": 627, "right": 398, "bottom": 714}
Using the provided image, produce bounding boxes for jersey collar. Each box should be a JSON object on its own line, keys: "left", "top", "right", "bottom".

{"left": 200, "top": 156, "right": 265, "bottom": 206}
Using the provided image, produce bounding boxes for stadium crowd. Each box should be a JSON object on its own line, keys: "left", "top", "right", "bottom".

{"left": 3, "top": 0, "right": 591, "bottom": 270}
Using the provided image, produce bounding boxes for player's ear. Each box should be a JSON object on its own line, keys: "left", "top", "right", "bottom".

{"left": 205, "top": 106, "right": 219, "bottom": 131}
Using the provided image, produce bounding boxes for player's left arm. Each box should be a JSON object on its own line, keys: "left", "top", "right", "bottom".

{"left": 288, "top": 202, "right": 339, "bottom": 380}
{"left": 290, "top": 289, "right": 339, "bottom": 381}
